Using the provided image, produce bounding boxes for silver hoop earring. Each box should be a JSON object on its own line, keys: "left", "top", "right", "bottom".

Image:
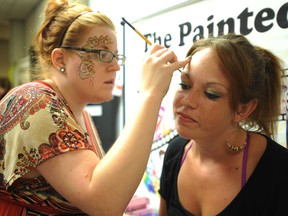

{"left": 60, "top": 68, "right": 65, "bottom": 73}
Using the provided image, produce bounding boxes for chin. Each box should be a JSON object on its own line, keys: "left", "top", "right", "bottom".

{"left": 95, "top": 95, "right": 114, "bottom": 104}
{"left": 175, "top": 126, "right": 192, "bottom": 140}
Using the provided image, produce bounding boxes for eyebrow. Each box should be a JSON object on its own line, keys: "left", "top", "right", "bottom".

{"left": 181, "top": 72, "right": 229, "bottom": 90}
{"left": 99, "top": 44, "right": 110, "bottom": 49}
{"left": 98, "top": 44, "right": 119, "bottom": 53}
{"left": 205, "top": 81, "right": 228, "bottom": 90}
{"left": 82, "top": 44, "right": 119, "bottom": 54}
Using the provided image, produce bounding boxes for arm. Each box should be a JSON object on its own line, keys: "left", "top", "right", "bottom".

{"left": 37, "top": 45, "right": 191, "bottom": 215}
{"left": 159, "top": 197, "right": 168, "bottom": 216}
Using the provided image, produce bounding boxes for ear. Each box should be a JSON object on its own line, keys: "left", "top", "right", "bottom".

{"left": 234, "top": 99, "right": 258, "bottom": 122}
{"left": 51, "top": 48, "right": 65, "bottom": 70}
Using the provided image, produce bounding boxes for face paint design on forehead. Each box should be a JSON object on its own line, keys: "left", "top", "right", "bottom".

{"left": 86, "top": 35, "right": 113, "bottom": 48}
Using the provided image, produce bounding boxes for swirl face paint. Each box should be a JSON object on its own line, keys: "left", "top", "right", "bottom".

{"left": 77, "top": 35, "right": 113, "bottom": 81}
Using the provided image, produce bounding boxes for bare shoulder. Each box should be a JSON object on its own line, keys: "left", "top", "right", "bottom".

{"left": 248, "top": 133, "right": 267, "bottom": 157}
{"left": 246, "top": 133, "right": 267, "bottom": 174}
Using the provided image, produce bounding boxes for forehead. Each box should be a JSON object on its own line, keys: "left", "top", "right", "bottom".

{"left": 188, "top": 48, "right": 220, "bottom": 74}
{"left": 80, "top": 26, "right": 117, "bottom": 48}
{"left": 185, "top": 48, "right": 229, "bottom": 86}
{"left": 191, "top": 48, "right": 219, "bottom": 68}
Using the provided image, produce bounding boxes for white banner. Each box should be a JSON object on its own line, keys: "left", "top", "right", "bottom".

{"left": 124, "top": 0, "right": 288, "bottom": 149}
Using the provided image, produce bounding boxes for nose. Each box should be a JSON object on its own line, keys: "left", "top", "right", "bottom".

{"left": 110, "top": 57, "right": 121, "bottom": 71}
{"left": 181, "top": 90, "right": 199, "bottom": 108}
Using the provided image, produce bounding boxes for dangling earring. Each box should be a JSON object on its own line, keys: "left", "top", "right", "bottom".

{"left": 226, "top": 132, "right": 247, "bottom": 152}
{"left": 225, "top": 123, "right": 248, "bottom": 152}
{"left": 60, "top": 68, "right": 65, "bottom": 73}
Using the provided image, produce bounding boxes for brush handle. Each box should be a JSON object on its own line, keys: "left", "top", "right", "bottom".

{"left": 122, "top": 17, "right": 152, "bottom": 45}
{"left": 122, "top": 17, "right": 186, "bottom": 73}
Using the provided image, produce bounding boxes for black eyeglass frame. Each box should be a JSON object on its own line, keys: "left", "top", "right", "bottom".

{"left": 61, "top": 46, "right": 126, "bottom": 66}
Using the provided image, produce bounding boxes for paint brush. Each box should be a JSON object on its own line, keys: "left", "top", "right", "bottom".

{"left": 122, "top": 17, "right": 152, "bottom": 46}
{"left": 122, "top": 17, "right": 186, "bottom": 73}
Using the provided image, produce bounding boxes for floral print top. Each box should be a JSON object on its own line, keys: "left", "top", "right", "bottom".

{"left": 0, "top": 81, "right": 103, "bottom": 215}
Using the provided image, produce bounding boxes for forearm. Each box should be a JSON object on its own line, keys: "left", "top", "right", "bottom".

{"left": 89, "top": 93, "right": 163, "bottom": 214}
{"left": 76, "top": 44, "right": 190, "bottom": 215}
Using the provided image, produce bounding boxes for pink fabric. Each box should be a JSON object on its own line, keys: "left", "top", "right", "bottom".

{"left": 180, "top": 143, "right": 193, "bottom": 167}
{"left": 241, "top": 133, "right": 250, "bottom": 188}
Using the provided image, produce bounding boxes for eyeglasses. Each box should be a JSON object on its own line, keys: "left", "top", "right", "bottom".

{"left": 61, "top": 46, "right": 126, "bottom": 66}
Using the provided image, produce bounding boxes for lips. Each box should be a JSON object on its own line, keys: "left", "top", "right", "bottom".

{"left": 177, "top": 111, "right": 197, "bottom": 123}
{"left": 104, "top": 79, "right": 115, "bottom": 85}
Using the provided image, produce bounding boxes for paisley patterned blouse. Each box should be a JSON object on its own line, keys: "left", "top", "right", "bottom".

{"left": 0, "top": 81, "right": 104, "bottom": 215}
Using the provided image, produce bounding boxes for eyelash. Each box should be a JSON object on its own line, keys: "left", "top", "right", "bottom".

{"left": 179, "top": 83, "right": 190, "bottom": 90}
{"left": 178, "top": 82, "right": 221, "bottom": 101}
{"left": 205, "top": 92, "right": 221, "bottom": 100}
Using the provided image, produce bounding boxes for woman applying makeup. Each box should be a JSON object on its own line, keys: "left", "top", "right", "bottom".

{"left": 0, "top": 0, "right": 190, "bottom": 215}
{"left": 159, "top": 33, "right": 288, "bottom": 216}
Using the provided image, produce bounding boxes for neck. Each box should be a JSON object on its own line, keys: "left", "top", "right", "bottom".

{"left": 45, "top": 78, "right": 86, "bottom": 117}
{"left": 191, "top": 130, "right": 247, "bottom": 162}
